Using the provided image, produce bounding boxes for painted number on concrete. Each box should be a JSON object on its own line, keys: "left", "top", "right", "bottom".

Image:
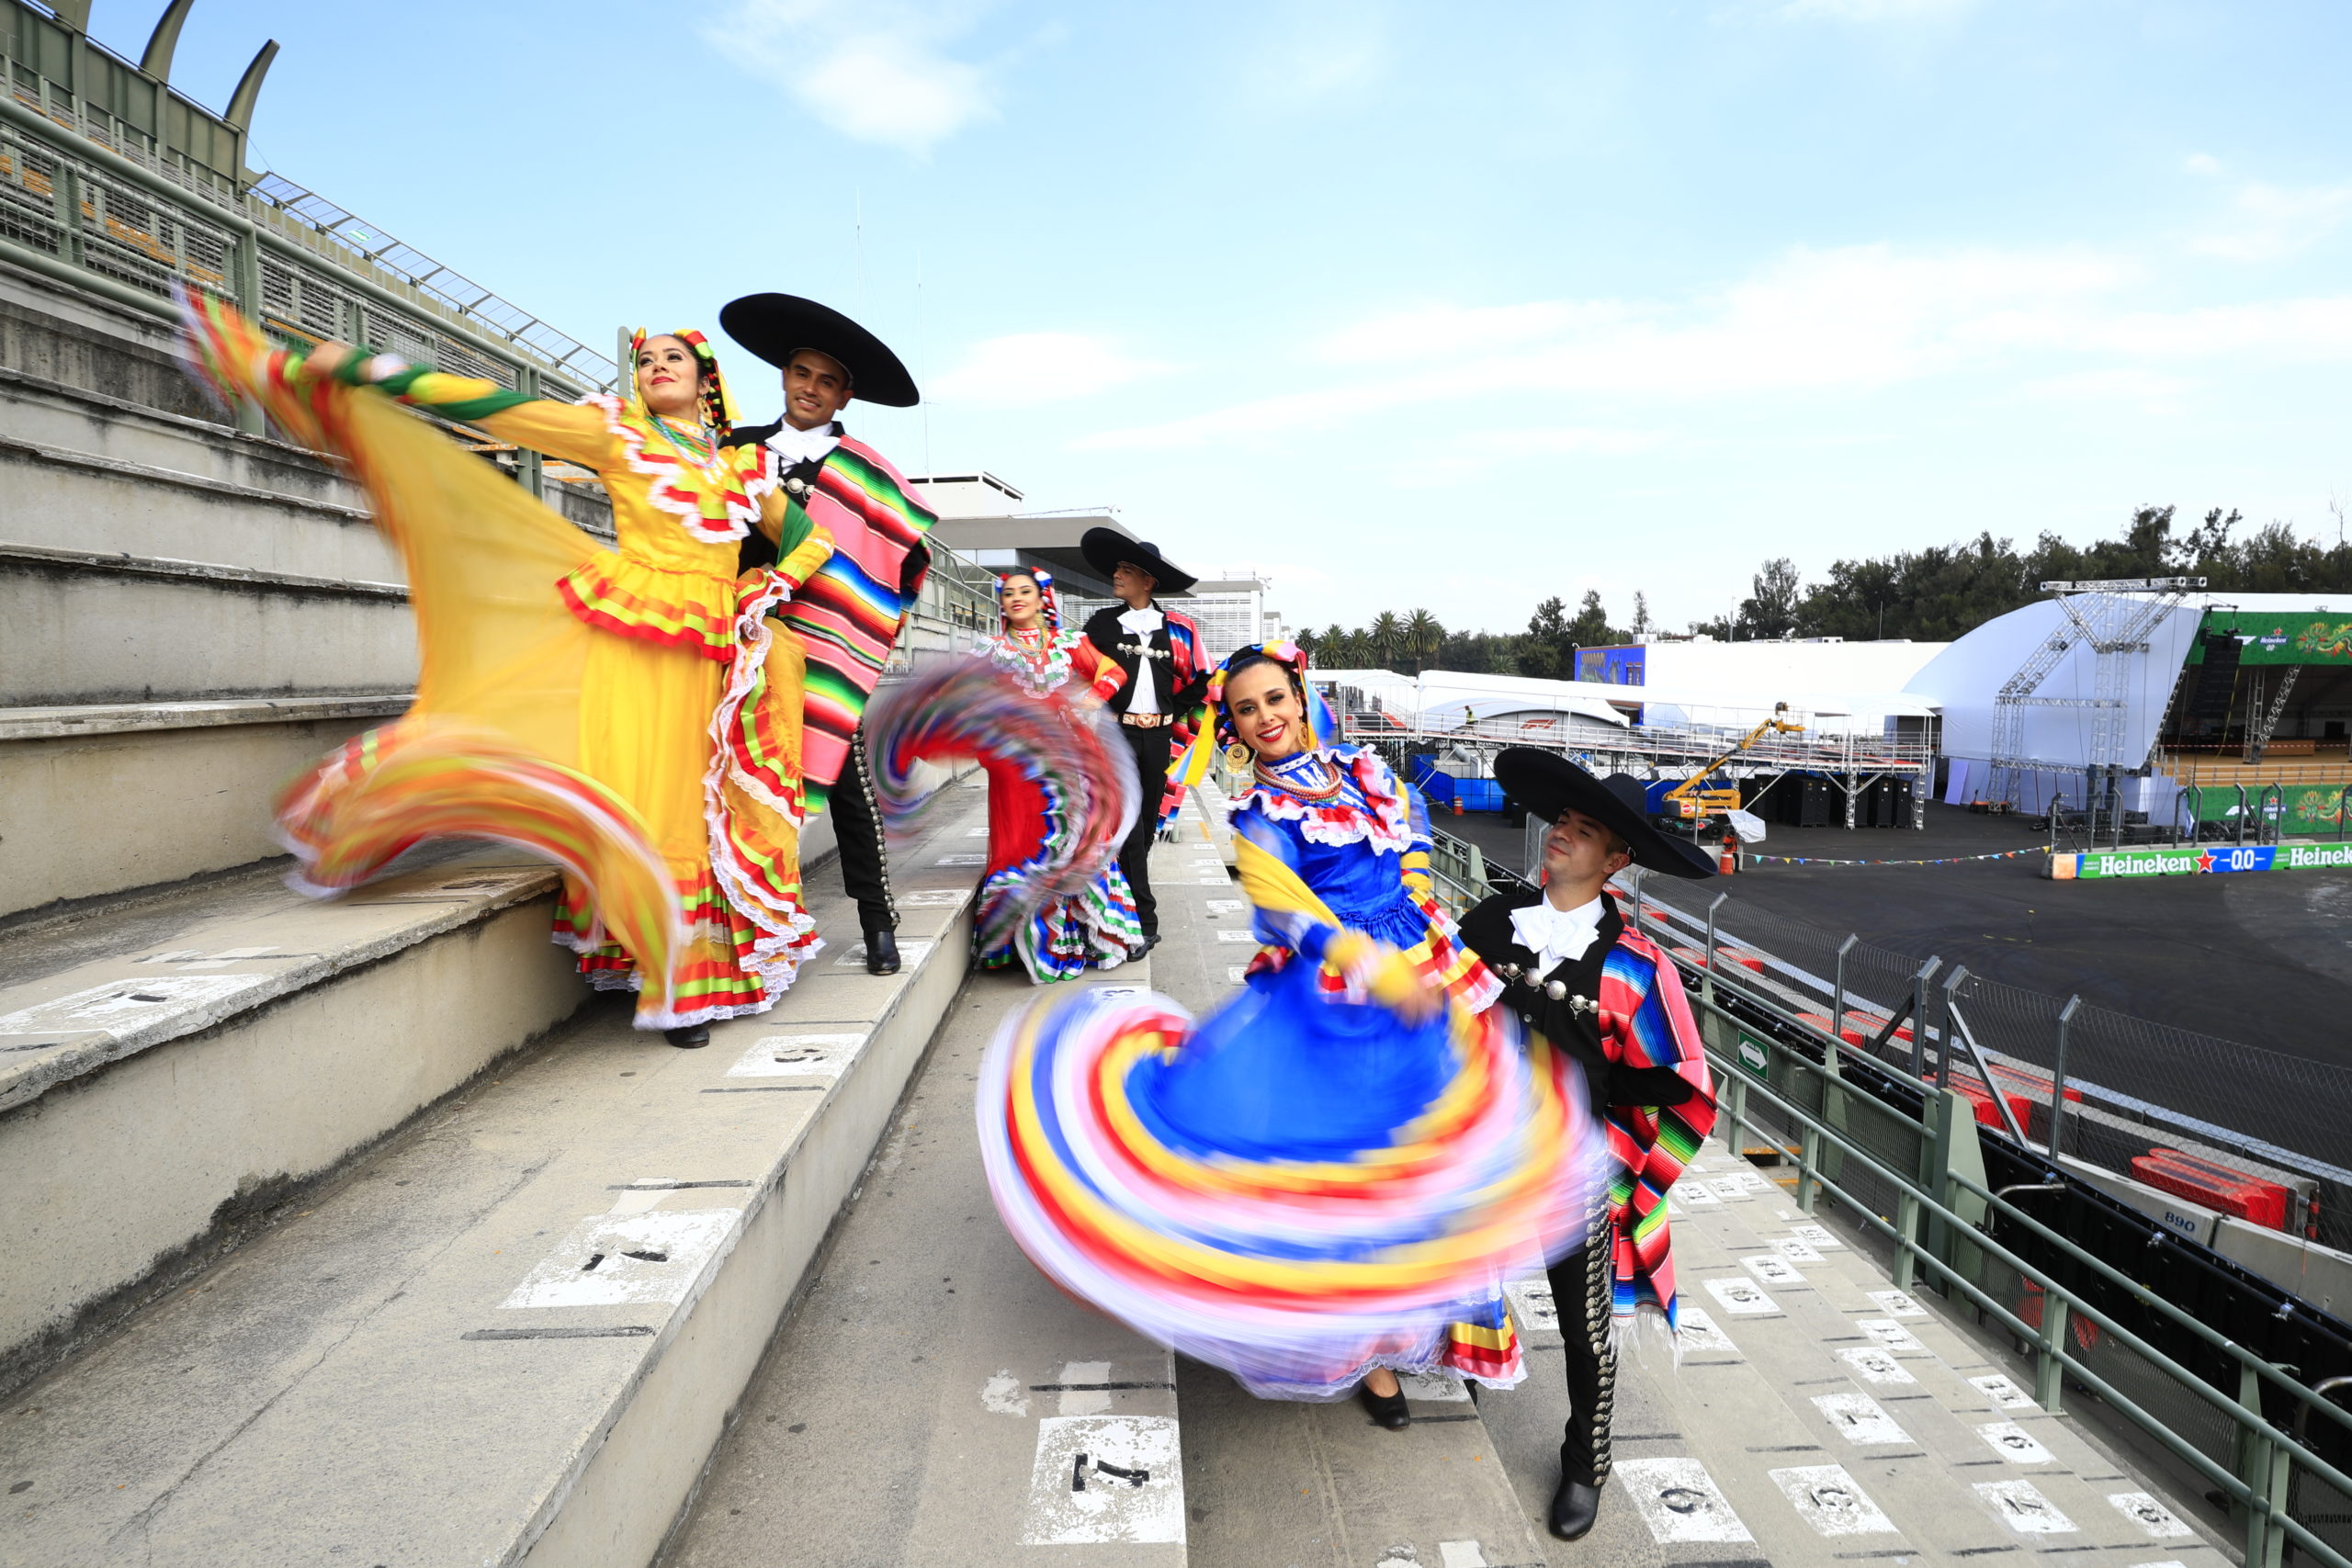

{"left": 899, "top": 889, "right": 967, "bottom": 908}
{"left": 1970, "top": 1373, "right": 2037, "bottom": 1411}
{"left": 1678, "top": 1307, "right": 1737, "bottom": 1354}
{"left": 1976, "top": 1421, "right": 2053, "bottom": 1464}
{"left": 726, "top": 1032, "right": 865, "bottom": 1079}
{"left": 1743, "top": 1255, "right": 1804, "bottom": 1286}
{"left": 1617, "top": 1457, "right": 1753, "bottom": 1544}
{"left": 1791, "top": 1222, "right": 1840, "bottom": 1248}
{"left": 501, "top": 1209, "right": 738, "bottom": 1309}
{"left": 1772, "top": 1236, "right": 1824, "bottom": 1263}
{"left": 0, "top": 973, "right": 266, "bottom": 1038}
{"left": 1704, "top": 1277, "right": 1778, "bottom": 1315}
{"left": 835, "top": 941, "right": 936, "bottom": 968}
{"left": 2109, "top": 1493, "right": 2193, "bottom": 1539}
{"left": 1204, "top": 900, "right": 1244, "bottom": 916}
{"left": 1838, "top": 1347, "right": 1916, "bottom": 1385}
{"left": 1812, "top": 1392, "right": 1911, "bottom": 1446}
{"left": 1866, "top": 1290, "right": 1925, "bottom": 1317}
{"left": 1214, "top": 929, "right": 1257, "bottom": 943}
{"left": 1974, "top": 1479, "right": 2076, "bottom": 1534}
{"left": 1678, "top": 1182, "right": 1721, "bottom": 1206}
{"left": 1022, "top": 1415, "right": 1183, "bottom": 1546}
{"left": 934, "top": 852, "right": 989, "bottom": 867}
{"left": 1859, "top": 1318, "right": 1927, "bottom": 1353}
{"left": 1770, "top": 1464, "right": 1897, "bottom": 1537}
{"left": 1505, "top": 1279, "right": 1557, "bottom": 1333}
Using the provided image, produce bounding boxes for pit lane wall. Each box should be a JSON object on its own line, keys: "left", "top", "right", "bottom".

{"left": 2050, "top": 839, "right": 2352, "bottom": 879}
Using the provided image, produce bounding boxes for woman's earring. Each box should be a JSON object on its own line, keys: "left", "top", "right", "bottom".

{"left": 1224, "top": 742, "right": 1253, "bottom": 771}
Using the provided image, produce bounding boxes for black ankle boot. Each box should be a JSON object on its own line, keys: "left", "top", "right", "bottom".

{"left": 665, "top": 1023, "right": 709, "bottom": 1049}
{"left": 1357, "top": 1380, "right": 1410, "bottom": 1430}
{"left": 865, "top": 928, "right": 900, "bottom": 976}
{"left": 1549, "top": 1450, "right": 1602, "bottom": 1540}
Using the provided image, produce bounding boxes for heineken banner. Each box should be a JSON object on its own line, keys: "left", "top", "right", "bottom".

{"left": 2190, "top": 609, "right": 2352, "bottom": 666}
{"left": 2052, "top": 841, "right": 2352, "bottom": 880}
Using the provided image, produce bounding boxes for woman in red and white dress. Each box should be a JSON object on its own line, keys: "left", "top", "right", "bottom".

{"left": 969, "top": 569, "right": 1146, "bottom": 980}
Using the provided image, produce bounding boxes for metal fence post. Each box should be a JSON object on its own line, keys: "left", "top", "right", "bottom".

{"left": 1894, "top": 1190, "right": 1920, "bottom": 1292}
{"left": 1724, "top": 1069, "right": 1748, "bottom": 1166}
{"left": 1939, "top": 964, "right": 1970, "bottom": 1091}
{"left": 1908, "top": 956, "right": 1939, "bottom": 1080}
{"left": 1797, "top": 1119, "right": 1820, "bottom": 1216}
{"left": 2034, "top": 1294, "right": 2069, "bottom": 1414}
{"left": 230, "top": 231, "right": 265, "bottom": 434}
{"left": 1832, "top": 933, "right": 1857, "bottom": 1043}
{"left": 2050, "top": 996, "right": 2079, "bottom": 1156}
{"left": 514, "top": 364, "right": 544, "bottom": 498}
{"left": 1702, "top": 891, "right": 1728, "bottom": 1010}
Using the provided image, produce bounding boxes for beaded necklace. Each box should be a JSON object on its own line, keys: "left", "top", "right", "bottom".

{"left": 1255, "top": 750, "right": 1346, "bottom": 804}
{"left": 649, "top": 413, "right": 726, "bottom": 481}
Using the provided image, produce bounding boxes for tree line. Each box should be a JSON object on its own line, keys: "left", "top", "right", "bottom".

{"left": 1298, "top": 505, "right": 2352, "bottom": 678}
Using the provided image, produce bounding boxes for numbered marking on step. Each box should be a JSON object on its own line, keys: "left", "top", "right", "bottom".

{"left": 1971, "top": 1373, "right": 2037, "bottom": 1411}
{"left": 1736, "top": 1170, "right": 1771, "bottom": 1191}
{"left": 726, "top": 1032, "right": 865, "bottom": 1079}
{"left": 1709, "top": 1178, "right": 1750, "bottom": 1199}
{"left": 0, "top": 973, "right": 267, "bottom": 1039}
{"left": 1204, "top": 899, "right": 1244, "bottom": 917}
{"left": 1226, "top": 967, "right": 1250, "bottom": 985}
{"left": 1505, "top": 1279, "right": 1557, "bottom": 1333}
{"left": 1792, "top": 1223, "right": 1840, "bottom": 1248}
{"left": 1618, "top": 1458, "right": 1754, "bottom": 1544}
{"left": 1744, "top": 1255, "right": 1805, "bottom": 1286}
{"left": 966, "top": 826, "right": 989, "bottom": 836}
{"left": 1679, "top": 1307, "right": 1737, "bottom": 1354}
{"left": 1867, "top": 1290, "right": 1925, "bottom": 1318}
{"left": 1976, "top": 1421, "right": 2052, "bottom": 1464}
{"left": 1188, "top": 858, "right": 1224, "bottom": 870}
{"left": 1859, "top": 1318, "right": 1927, "bottom": 1353}
{"left": 1705, "top": 1277, "right": 1778, "bottom": 1315}
{"left": 1773, "top": 1236, "right": 1824, "bottom": 1263}
{"left": 1838, "top": 1347, "right": 1915, "bottom": 1385}
{"left": 1812, "top": 1392, "right": 1911, "bottom": 1446}
{"left": 934, "top": 852, "right": 989, "bottom": 867}
{"left": 501, "top": 1208, "right": 738, "bottom": 1309}
{"left": 1021, "top": 1415, "right": 1183, "bottom": 1545}
{"left": 1215, "top": 930, "right": 1258, "bottom": 944}
{"left": 1679, "top": 1183, "right": 1721, "bottom": 1206}
{"left": 899, "top": 889, "right": 966, "bottom": 908}
{"left": 1770, "top": 1464, "right": 1897, "bottom": 1537}
{"left": 834, "top": 941, "right": 935, "bottom": 969}
{"left": 1397, "top": 1370, "right": 1472, "bottom": 1402}
{"left": 2109, "top": 1494, "right": 2193, "bottom": 1539}
{"left": 1974, "top": 1480, "right": 2075, "bottom": 1534}
{"left": 1683, "top": 1157, "right": 1708, "bottom": 1173}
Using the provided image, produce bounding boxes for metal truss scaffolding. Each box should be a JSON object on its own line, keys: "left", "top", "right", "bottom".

{"left": 1984, "top": 579, "right": 2200, "bottom": 811}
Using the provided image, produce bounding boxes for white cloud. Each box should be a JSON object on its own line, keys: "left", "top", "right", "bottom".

{"left": 1076, "top": 242, "right": 2352, "bottom": 450}
{"left": 933, "top": 332, "right": 1170, "bottom": 406}
{"left": 2192, "top": 179, "right": 2352, "bottom": 262}
{"left": 2184, "top": 152, "right": 2223, "bottom": 177}
{"left": 710, "top": 0, "right": 998, "bottom": 154}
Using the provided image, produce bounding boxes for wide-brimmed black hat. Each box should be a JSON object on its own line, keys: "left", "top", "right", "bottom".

{"left": 1080, "top": 526, "right": 1197, "bottom": 596}
{"left": 718, "top": 293, "right": 920, "bottom": 407}
{"left": 1495, "top": 748, "right": 1718, "bottom": 879}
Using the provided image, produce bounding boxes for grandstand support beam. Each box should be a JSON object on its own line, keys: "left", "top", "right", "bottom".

{"left": 2051, "top": 995, "right": 2080, "bottom": 1157}
{"left": 141, "top": 0, "right": 198, "bottom": 79}
{"left": 224, "top": 40, "right": 277, "bottom": 132}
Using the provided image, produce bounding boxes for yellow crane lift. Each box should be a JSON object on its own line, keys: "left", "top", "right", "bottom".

{"left": 1660, "top": 704, "right": 1806, "bottom": 821}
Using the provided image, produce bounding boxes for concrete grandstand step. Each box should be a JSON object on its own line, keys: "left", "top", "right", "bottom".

{"left": 0, "top": 367, "right": 397, "bottom": 582}
{"left": 1482, "top": 1138, "right": 2233, "bottom": 1566}
{"left": 0, "top": 695, "right": 411, "bottom": 920}
{"left": 0, "top": 779, "right": 988, "bottom": 1567}
{"left": 0, "top": 850, "right": 583, "bottom": 1396}
{"left": 0, "top": 541, "right": 417, "bottom": 705}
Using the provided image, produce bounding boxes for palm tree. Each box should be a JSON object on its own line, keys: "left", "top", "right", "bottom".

{"left": 1403, "top": 608, "right": 1444, "bottom": 674}
{"left": 1368, "top": 610, "right": 1404, "bottom": 671}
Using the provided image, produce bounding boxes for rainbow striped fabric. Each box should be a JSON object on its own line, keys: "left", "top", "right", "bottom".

{"left": 978, "top": 976, "right": 1603, "bottom": 1400}
{"left": 1595, "top": 928, "right": 1718, "bottom": 1332}
{"left": 777, "top": 438, "right": 938, "bottom": 813}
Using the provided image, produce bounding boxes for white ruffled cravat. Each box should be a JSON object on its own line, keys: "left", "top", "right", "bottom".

{"left": 1510, "top": 894, "right": 1606, "bottom": 972}
{"left": 764, "top": 419, "right": 841, "bottom": 468}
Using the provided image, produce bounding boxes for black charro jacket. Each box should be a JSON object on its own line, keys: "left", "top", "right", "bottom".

{"left": 1457, "top": 886, "right": 1700, "bottom": 1119}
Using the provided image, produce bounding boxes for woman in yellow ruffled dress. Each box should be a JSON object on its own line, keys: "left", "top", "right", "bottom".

{"left": 181, "top": 297, "right": 831, "bottom": 1046}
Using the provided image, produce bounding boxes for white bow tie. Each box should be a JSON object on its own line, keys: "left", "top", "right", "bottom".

{"left": 1510, "top": 897, "right": 1605, "bottom": 970}
{"left": 765, "top": 422, "right": 841, "bottom": 468}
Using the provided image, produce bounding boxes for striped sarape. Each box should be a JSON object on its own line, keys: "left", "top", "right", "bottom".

{"left": 775, "top": 436, "right": 938, "bottom": 813}
{"left": 1594, "top": 928, "right": 1717, "bottom": 1336}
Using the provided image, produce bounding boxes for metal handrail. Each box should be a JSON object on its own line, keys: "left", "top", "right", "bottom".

{"left": 1707, "top": 1010, "right": 2352, "bottom": 1568}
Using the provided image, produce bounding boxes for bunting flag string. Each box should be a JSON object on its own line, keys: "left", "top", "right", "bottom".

{"left": 1746, "top": 848, "right": 2045, "bottom": 867}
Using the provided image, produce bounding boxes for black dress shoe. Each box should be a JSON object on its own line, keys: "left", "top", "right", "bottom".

{"left": 1357, "top": 1380, "right": 1410, "bottom": 1430}
{"left": 664, "top": 1023, "right": 709, "bottom": 1049}
{"left": 1136, "top": 932, "right": 1161, "bottom": 955}
{"left": 865, "top": 929, "right": 900, "bottom": 976}
{"left": 1547, "top": 1476, "right": 1601, "bottom": 1541}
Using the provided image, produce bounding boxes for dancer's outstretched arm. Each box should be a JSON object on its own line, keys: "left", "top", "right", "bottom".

{"left": 301, "top": 338, "right": 622, "bottom": 472}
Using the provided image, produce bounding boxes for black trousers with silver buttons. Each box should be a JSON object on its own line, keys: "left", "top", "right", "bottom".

{"left": 1544, "top": 1203, "right": 1618, "bottom": 1487}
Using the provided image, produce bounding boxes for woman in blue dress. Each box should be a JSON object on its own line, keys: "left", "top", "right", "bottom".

{"left": 975, "top": 642, "right": 1599, "bottom": 1422}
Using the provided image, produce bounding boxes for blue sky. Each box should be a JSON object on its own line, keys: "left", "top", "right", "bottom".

{"left": 143, "top": 1, "right": 2352, "bottom": 636}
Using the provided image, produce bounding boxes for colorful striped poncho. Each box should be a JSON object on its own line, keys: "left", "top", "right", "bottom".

{"left": 775, "top": 436, "right": 938, "bottom": 813}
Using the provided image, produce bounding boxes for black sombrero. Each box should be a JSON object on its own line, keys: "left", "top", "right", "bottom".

{"left": 1494, "top": 748, "right": 1718, "bottom": 879}
{"left": 1079, "top": 526, "right": 1197, "bottom": 596}
{"left": 718, "top": 292, "right": 920, "bottom": 408}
